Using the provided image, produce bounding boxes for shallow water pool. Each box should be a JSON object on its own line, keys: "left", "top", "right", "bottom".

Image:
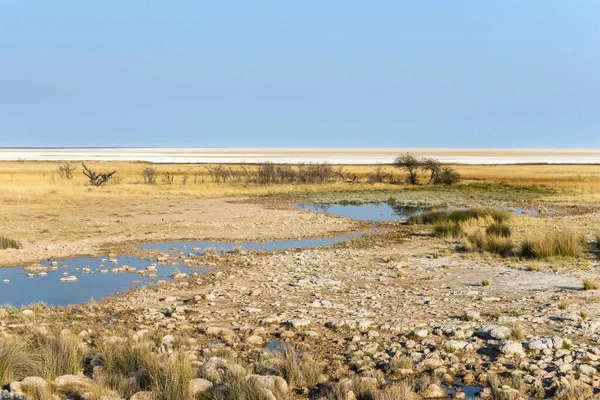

{"left": 1, "top": 232, "right": 367, "bottom": 307}
{"left": 0, "top": 255, "right": 198, "bottom": 307}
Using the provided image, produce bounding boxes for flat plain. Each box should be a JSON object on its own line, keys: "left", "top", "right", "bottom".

{"left": 1, "top": 158, "right": 600, "bottom": 399}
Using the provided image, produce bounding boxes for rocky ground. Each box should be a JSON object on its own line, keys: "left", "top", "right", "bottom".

{"left": 1, "top": 196, "right": 600, "bottom": 399}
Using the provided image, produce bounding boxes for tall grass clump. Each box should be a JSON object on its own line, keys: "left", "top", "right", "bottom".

{"left": 0, "top": 236, "right": 21, "bottom": 249}
{"left": 0, "top": 337, "right": 37, "bottom": 385}
{"left": 519, "top": 232, "right": 583, "bottom": 259}
{"left": 466, "top": 231, "right": 513, "bottom": 256}
{"left": 432, "top": 221, "right": 463, "bottom": 238}
{"left": 33, "top": 332, "right": 85, "bottom": 381}
{"left": 375, "top": 382, "right": 418, "bottom": 400}
{"left": 486, "top": 223, "right": 511, "bottom": 238}
{"left": 409, "top": 208, "right": 510, "bottom": 225}
{"left": 203, "top": 370, "right": 287, "bottom": 400}
{"left": 97, "top": 338, "right": 159, "bottom": 397}
{"left": 150, "top": 352, "right": 196, "bottom": 400}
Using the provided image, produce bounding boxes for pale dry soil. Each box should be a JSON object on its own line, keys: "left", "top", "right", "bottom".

{"left": 0, "top": 197, "right": 363, "bottom": 267}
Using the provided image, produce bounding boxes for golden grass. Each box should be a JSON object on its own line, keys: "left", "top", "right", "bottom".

{"left": 583, "top": 278, "right": 599, "bottom": 291}
{"left": 520, "top": 232, "right": 584, "bottom": 260}
{"left": 0, "top": 160, "right": 599, "bottom": 254}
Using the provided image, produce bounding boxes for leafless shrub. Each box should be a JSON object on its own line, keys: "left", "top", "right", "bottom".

{"left": 56, "top": 163, "right": 76, "bottom": 180}
{"left": 367, "top": 164, "right": 390, "bottom": 184}
{"left": 297, "top": 162, "right": 335, "bottom": 183}
{"left": 161, "top": 172, "right": 174, "bottom": 185}
{"left": 193, "top": 169, "right": 204, "bottom": 184}
{"left": 142, "top": 167, "right": 157, "bottom": 184}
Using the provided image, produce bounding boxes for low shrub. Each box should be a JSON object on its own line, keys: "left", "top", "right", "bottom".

{"left": 0, "top": 337, "right": 37, "bottom": 385}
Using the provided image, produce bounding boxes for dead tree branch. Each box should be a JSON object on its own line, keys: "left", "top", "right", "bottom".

{"left": 82, "top": 163, "right": 117, "bottom": 186}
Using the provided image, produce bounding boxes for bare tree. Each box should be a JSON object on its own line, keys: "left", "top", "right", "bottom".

{"left": 142, "top": 166, "right": 157, "bottom": 184}
{"left": 394, "top": 153, "right": 422, "bottom": 185}
{"left": 421, "top": 157, "right": 441, "bottom": 184}
{"left": 82, "top": 163, "right": 117, "bottom": 186}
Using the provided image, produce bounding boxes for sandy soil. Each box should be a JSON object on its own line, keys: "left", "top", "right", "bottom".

{"left": 0, "top": 197, "right": 364, "bottom": 267}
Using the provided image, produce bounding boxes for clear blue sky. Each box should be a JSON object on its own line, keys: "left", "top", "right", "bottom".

{"left": 1, "top": 1, "right": 599, "bottom": 148}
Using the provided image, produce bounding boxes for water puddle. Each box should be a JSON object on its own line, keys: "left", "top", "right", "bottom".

{"left": 296, "top": 203, "right": 427, "bottom": 221}
{"left": 297, "top": 202, "right": 561, "bottom": 221}
{"left": 0, "top": 255, "right": 200, "bottom": 307}
{"left": 140, "top": 232, "right": 364, "bottom": 253}
{"left": 1, "top": 232, "right": 367, "bottom": 307}
{"left": 442, "top": 384, "right": 482, "bottom": 399}
{"left": 265, "top": 340, "right": 294, "bottom": 353}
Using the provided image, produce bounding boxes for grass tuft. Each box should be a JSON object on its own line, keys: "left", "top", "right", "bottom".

{"left": 0, "top": 236, "right": 22, "bottom": 249}
{"left": 467, "top": 231, "right": 513, "bottom": 255}
{"left": 481, "top": 279, "right": 490, "bottom": 287}
{"left": 432, "top": 221, "right": 463, "bottom": 238}
{"left": 409, "top": 207, "right": 510, "bottom": 225}
{"left": 485, "top": 223, "right": 511, "bottom": 238}
{"left": 375, "top": 382, "right": 418, "bottom": 400}
{"left": 583, "top": 278, "right": 599, "bottom": 291}
{"left": 558, "top": 299, "right": 569, "bottom": 310}
{"left": 34, "top": 332, "right": 85, "bottom": 381}
{"left": 0, "top": 337, "right": 37, "bottom": 385}
{"left": 519, "top": 232, "right": 584, "bottom": 260}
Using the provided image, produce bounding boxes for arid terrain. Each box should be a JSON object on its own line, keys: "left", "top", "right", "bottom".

{"left": 1, "top": 161, "right": 600, "bottom": 400}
